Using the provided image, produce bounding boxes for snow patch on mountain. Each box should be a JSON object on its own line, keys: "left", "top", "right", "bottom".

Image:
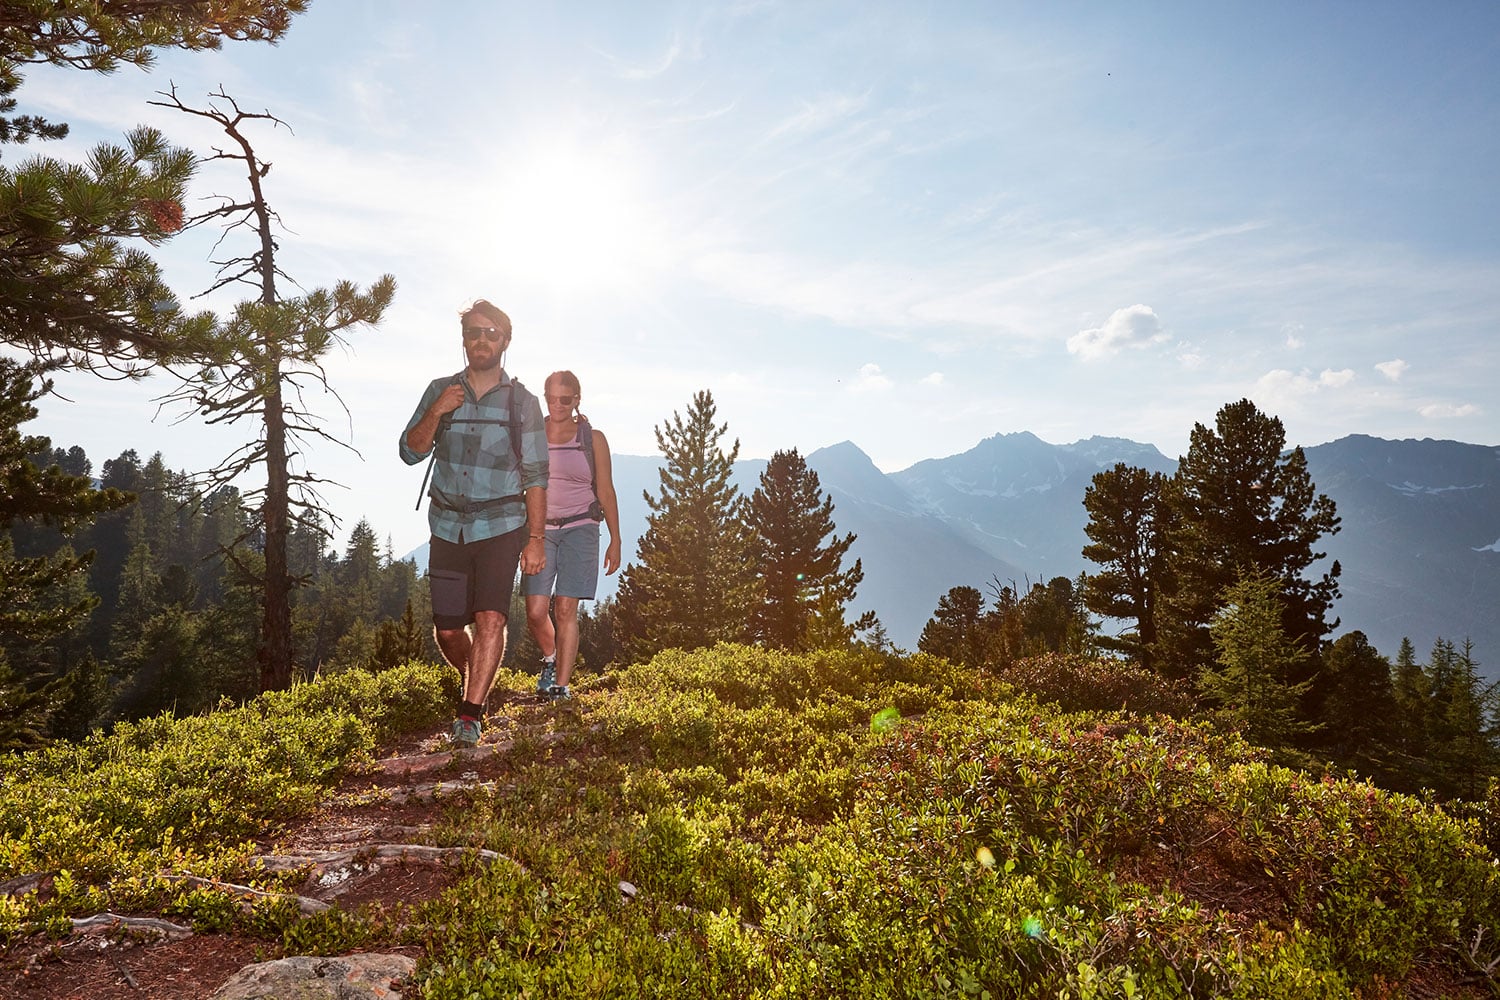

{"left": 1388, "top": 482, "right": 1487, "bottom": 497}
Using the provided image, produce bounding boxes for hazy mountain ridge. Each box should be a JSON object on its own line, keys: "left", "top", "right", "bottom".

{"left": 404, "top": 433, "right": 1498, "bottom": 681}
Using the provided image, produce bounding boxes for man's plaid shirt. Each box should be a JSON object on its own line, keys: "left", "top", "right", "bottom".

{"left": 400, "top": 370, "right": 548, "bottom": 543}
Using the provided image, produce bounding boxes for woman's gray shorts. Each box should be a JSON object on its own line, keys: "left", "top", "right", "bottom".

{"left": 522, "top": 521, "right": 600, "bottom": 600}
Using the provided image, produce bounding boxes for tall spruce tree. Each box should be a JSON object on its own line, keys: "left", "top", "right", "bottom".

{"left": 1159, "top": 399, "right": 1341, "bottom": 678}
{"left": 614, "top": 390, "right": 758, "bottom": 662}
{"left": 1081, "top": 464, "right": 1174, "bottom": 673}
{"left": 746, "top": 448, "right": 863, "bottom": 650}
{"left": 152, "top": 87, "right": 394, "bottom": 691}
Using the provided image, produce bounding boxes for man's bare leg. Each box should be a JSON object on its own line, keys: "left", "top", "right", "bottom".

{"left": 463, "top": 610, "right": 507, "bottom": 707}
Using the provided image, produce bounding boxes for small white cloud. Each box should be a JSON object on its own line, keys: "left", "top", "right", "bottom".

{"left": 1375, "top": 359, "right": 1409, "bottom": 381}
{"left": 1418, "top": 402, "right": 1481, "bottom": 419}
{"left": 919, "top": 372, "right": 944, "bottom": 386}
{"left": 1067, "top": 304, "right": 1168, "bottom": 360}
{"left": 851, "top": 362, "right": 893, "bottom": 392}
{"left": 1285, "top": 325, "right": 1305, "bottom": 350}
{"left": 1319, "top": 368, "right": 1355, "bottom": 388}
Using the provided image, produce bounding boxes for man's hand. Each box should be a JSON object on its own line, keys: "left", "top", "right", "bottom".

{"left": 432, "top": 382, "right": 465, "bottom": 418}
{"left": 521, "top": 536, "right": 546, "bottom": 575}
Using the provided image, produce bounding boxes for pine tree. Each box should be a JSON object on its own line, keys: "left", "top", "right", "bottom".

{"left": 1391, "top": 636, "right": 1429, "bottom": 766}
{"left": 1017, "top": 576, "right": 1095, "bottom": 656}
{"left": 918, "top": 586, "right": 988, "bottom": 666}
{"left": 1427, "top": 638, "right": 1499, "bottom": 800}
{"left": 1201, "top": 571, "right": 1316, "bottom": 750}
{"left": 0, "top": 359, "right": 131, "bottom": 745}
{"left": 152, "top": 87, "right": 394, "bottom": 691}
{"left": 1080, "top": 464, "right": 1174, "bottom": 673}
{"left": 746, "top": 448, "right": 863, "bottom": 650}
{"left": 2, "top": 2, "right": 306, "bottom": 371}
{"left": 1312, "top": 630, "right": 1397, "bottom": 775}
{"left": 614, "top": 391, "right": 758, "bottom": 662}
{"left": 1160, "top": 399, "right": 1341, "bottom": 678}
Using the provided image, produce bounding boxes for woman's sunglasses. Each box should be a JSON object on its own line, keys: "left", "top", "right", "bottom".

{"left": 546, "top": 394, "right": 575, "bottom": 406}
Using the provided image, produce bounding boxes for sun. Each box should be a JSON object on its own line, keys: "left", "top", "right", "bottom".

{"left": 488, "top": 140, "right": 661, "bottom": 291}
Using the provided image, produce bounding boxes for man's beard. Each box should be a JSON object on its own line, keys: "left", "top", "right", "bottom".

{"left": 468, "top": 349, "right": 502, "bottom": 371}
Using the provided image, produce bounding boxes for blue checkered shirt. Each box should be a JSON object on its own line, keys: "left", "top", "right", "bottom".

{"left": 400, "top": 370, "right": 548, "bottom": 543}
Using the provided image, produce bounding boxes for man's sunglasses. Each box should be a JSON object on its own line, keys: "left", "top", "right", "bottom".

{"left": 463, "top": 325, "right": 504, "bottom": 342}
{"left": 546, "top": 395, "right": 575, "bottom": 406}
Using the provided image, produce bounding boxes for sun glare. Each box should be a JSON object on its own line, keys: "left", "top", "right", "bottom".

{"left": 489, "top": 141, "right": 661, "bottom": 291}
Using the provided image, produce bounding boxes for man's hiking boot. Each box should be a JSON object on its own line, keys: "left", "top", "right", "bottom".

{"left": 545, "top": 684, "right": 572, "bottom": 702}
{"left": 537, "top": 658, "right": 556, "bottom": 694}
{"left": 449, "top": 718, "right": 482, "bottom": 748}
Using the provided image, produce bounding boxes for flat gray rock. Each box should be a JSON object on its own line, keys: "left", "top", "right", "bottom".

{"left": 211, "top": 953, "right": 416, "bottom": 1000}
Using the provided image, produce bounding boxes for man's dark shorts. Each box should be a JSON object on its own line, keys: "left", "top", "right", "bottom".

{"left": 428, "top": 529, "right": 524, "bottom": 631}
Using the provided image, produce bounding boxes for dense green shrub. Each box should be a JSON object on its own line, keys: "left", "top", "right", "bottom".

{"left": 4, "top": 644, "right": 1497, "bottom": 996}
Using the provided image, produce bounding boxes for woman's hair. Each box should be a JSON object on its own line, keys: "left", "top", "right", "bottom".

{"left": 546, "top": 370, "right": 585, "bottom": 421}
{"left": 547, "top": 370, "right": 581, "bottom": 395}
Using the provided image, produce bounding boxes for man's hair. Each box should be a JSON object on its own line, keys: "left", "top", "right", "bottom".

{"left": 461, "top": 299, "right": 512, "bottom": 338}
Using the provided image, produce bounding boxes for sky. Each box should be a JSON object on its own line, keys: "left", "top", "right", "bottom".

{"left": 18, "top": 1, "right": 1500, "bottom": 556}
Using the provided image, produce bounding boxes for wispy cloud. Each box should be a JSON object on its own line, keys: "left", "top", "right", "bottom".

{"left": 1067, "top": 304, "right": 1168, "bottom": 360}
{"left": 919, "top": 372, "right": 945, "bottom": 386}
{"left": 1418, "top": 402, "right": 1481, "bottom": 419}
{"left": 764, "top": 92, "right": 871, "bottom": 142}
{"left": 610, "top": 35, "right": 686, "bottom": 80}
{"left": 1376, "top": 359, "right": 1409, "bottom": 381}
{"left": 1256, "top": 368, "right": 1357, "bottom": 399}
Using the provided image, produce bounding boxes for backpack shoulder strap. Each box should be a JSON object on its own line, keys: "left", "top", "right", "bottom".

{"left": 505, "top": 379, "right": 528, "bottom": 467}
{"left": 576, "top": 417, "right": 597, "bottom": 496}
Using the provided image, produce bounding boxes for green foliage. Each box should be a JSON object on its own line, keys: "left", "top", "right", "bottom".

{"left": 0, "top": 660, "right": 450, "bottom": 938}
{"left": 4, "top": 642, "right": 1498, "bottom": 996}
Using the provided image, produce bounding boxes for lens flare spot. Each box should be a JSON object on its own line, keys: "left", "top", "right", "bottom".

{"left": 870, "top": 706, "right": 901, "bottom": 734}
{"left": 975, "top": 846, "right": 996, "bottom": 869}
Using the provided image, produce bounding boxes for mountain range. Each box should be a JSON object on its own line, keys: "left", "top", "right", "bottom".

{"left": 408, "top": 433, "right": 1500, "bottom": 682}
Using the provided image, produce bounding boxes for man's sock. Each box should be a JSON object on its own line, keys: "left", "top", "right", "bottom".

{"left": 459, "top": 700, "right": 485, "bottom": 721}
